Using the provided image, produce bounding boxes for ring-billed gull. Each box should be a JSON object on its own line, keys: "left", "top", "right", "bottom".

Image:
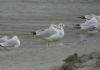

{"left": 32, "top": 24, "right": 64, "bottom": 46}
{"left": 74, "top": 17, "right": 99, "bottom": 33}
{"left": 80, "top": 17, "right": 98, "bottom": 30}
{"left": 0, "top": 36, "right": 20, "bottom": 48}
{"left": 75, "top": 17, "right": 98, "bottom": 31}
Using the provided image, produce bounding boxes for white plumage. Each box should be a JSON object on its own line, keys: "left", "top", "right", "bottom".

{"left": 34, "top": 24, "right": 59, "bottom": 41}
{"left": 75, "top": 16, "right": 100, "bottom": 30}
{"left": 0, "top": 36, "right": 20, "bottom": 48}
{"left": 33, "top": 24, "right": 64, "bottom": 41}
{"left": 84, "top": 14, "right": 96, "bottom": 20}
{"left": 80, "top": 17, "right": 98, "bottom": 30}
{"left": 57, "top": 23, "right": 64, "bottom": 39}
{"left": 32, "top": 24, "right": 64, "bottom": 46}
{"left": 74, "top": 14, "right": 100, "bottom": 34}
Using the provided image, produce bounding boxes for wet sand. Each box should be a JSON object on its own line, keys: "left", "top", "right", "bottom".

{"left": 0, "top": 19, "right": 100, "bottom": 70}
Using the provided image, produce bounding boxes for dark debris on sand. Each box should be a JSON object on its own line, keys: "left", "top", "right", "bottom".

{"left": 52, "top": 52, "right": 100, "bottom": 70}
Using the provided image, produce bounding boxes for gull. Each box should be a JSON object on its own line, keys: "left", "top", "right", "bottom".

{"left": 74, "top": 17, "right": 99, "bottom": 33}
{"left": 44, "top": 23, "right": 64, "bottom": 41}
{"left": 0, "top": 36, "right": 20, "bottom": 48}
{"left": 77, "top": 14, "right": 100, "bottom": 28}
{"left": 32, "top": 24, "right": 58, "bottom": 46}
{"left": 80, "top": 17, "right": 98, "bottom": 30}
{"left": 32, "top": 24, "right": 64, "bottom": 46}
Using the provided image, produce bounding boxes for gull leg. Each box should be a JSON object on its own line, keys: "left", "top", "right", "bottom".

{"left": 48, "top": 41, "right": 49, "bottom": 47}
{"left": 32, "top": 32, "right": 36, "bottom": 39}
{"left": 47, "top": 41, "right": 50, "bottom": 47}
{"left": 33, "top": 35, "right": 36, "bottom": 39}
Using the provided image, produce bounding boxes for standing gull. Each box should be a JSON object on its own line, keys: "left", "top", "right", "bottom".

{"left": 32, "top": 24, "right": 64, "bottom": 46}
{"left": 0, "top": 36, "right": 20, "bottom": 48}
{"left": 45, "top": 23, "right": 65, "bottom": 41}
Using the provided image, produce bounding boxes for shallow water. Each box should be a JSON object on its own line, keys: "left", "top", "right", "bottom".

{"left": 0, "top": 0, "right": 100, "bottom": 17}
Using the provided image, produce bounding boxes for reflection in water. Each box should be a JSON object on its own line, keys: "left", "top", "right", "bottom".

{"left": 34, "top": 38, "right": 65, "bottom": 47}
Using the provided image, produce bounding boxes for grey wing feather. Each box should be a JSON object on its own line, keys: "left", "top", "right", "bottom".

{"left": 1, "top": 40, "right": 16, "bottom": 48}
{"left": 37, "top": 28, "right": 57, "bottom": 37}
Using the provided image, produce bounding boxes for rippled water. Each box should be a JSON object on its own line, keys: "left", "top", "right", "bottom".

{"left": 0, "top": 0, "right": 100, "bottom": 17}
{"left": 0, "top": 0, "right": 99, "bottom": 48}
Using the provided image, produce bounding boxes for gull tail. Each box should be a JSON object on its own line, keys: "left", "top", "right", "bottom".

{"left": 32, "top": 32, "right": 37, "bottom": 35}
{"left": 32, "top": 31, "right": 38, "bottom": 38}
{"left": 73, "top": 24, "right": 81, "bottom": 29}
{"left": 77, "top": 16, "right": 86, "bottom": 19}
{"left": 32, "top": 30, "right": 43, "bottom": 36}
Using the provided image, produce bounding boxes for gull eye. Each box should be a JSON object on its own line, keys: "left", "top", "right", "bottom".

{"left": 60, "top": 24, "right": 64, "bottom": 27}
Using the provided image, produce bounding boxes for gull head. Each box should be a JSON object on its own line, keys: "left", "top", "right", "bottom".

{"left": 13, "top": 36, "right": 18, "bottom": 40}
{"left": 13, "top": 36, "right": 20, "bottom": 48}
{"left": 58, "top": 23, "right": 65, "bottom": 29}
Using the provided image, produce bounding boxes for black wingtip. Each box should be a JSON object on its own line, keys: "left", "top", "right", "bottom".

{"left": 75, "top": 24, "right": 80, "bottom": 27}
{"left": 0, "top": 44, "right": 4, "bottom": 48}
{"left": 32, "top": 32, "right": 36, "bottom": 35}
{"left": 78, "top": 16, "right": 86, "bottom": 19}
{"left": 73, "top": 24, "right": 81, "bottom": 29}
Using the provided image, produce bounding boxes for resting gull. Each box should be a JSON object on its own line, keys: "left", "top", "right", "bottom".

{"left": 0, "top": 36, "right": 20, "bottom": 48}
{"left": 74, "top": 17, "right": 99, "bottom": 33}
